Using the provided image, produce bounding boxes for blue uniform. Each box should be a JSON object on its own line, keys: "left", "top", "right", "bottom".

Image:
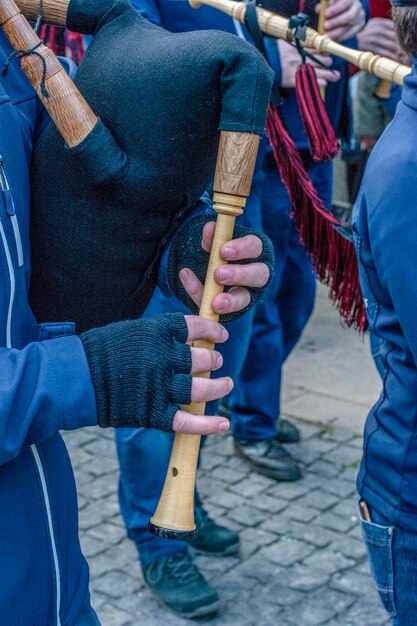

{"left": 0, "top": 34, "right": 100, "bottom": 625}
{"left": 353, "top": 57, "right": 417, "bottom": 625}
{"left": 117, "top": 0, "right": 367, "bottom": 563}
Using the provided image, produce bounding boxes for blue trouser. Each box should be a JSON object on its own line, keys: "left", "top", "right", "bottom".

{"left": 360, "top": 504, "right": 417, "bottom": 626}
{"left": 116, "top": 171, "right": 262, "bottom": 563}
{"left": 230, "top": 155, "right": 332, "bottom": 441}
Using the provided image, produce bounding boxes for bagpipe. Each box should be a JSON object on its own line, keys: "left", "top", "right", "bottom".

{"left": 0, "top": 0, "right": 272, "bottom": 538}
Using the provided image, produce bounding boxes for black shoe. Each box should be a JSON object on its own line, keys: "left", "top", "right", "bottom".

{"left": 190, "top": 502, "right": 240, "bottom": 556}
{"left": 276, "top": 419, "right": 300, "bottom": 444}
{"left": 234, "top": 437, "right": 302, "bottom": 481}
{"left": 142, "top": 551, "right": 219, "bottom": 618}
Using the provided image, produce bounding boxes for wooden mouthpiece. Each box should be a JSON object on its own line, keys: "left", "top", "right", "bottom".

{"left": 0, "top": 0, "right": 97, "bottom": 147}
{"left": 148, "top": 132, "right": 260, "bottom": 539}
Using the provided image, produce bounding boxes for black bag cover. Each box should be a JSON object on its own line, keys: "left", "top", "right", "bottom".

{"left": 29, "top": 0, "right": 273, "bottom": 333}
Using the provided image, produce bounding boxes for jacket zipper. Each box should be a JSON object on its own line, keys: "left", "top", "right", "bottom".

{"left": 30, "top": 446, "right": 62, "bottom": 626}
{"left": 0, "top": 220, "right": 15, "bottom": 349}
{"left": 0, "top": 156, "right": 23, "bottom": 266}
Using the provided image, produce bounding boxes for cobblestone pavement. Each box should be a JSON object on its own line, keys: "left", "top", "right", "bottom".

{"left": 63, "top": 289, "right": 388, "bottom": 626}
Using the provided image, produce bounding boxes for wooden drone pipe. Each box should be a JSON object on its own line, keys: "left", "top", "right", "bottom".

{"left": 148, "top": 131, "right": 260, "bottom": 540}
{"left": 189, "top": 0, "right": 410, "bottom": 87}
{"left": 0, "top": 0, "right": 96, "bottom": 146}
{"left": 14, "top": 0, "right": 69, "bottom": 27}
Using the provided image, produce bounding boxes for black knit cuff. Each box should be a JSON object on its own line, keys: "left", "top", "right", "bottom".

{"left": 168, "top": 216, "right": 275, "bottom": 323}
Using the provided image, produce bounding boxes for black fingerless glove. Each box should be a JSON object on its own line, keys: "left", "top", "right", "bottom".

{"left": 80, "top": 313, "right": 192, "bottom": 431}
{"left": 167, "top": 215, "right": 275, "bottom": 323}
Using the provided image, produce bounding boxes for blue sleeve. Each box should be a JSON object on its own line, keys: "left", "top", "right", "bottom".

{"left": 0, "top": 336, "right": 97, "bottom": 465}
{"left": 158, "top": 193, "right": 215, "bottom": 297}
{"left": 129, "top": 0, "right": 162, "bottom": 25}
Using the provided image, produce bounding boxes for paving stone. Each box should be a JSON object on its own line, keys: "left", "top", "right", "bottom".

{"left": 321, "top": 478, "right": 356, "bottom": 499}
{"left": 325, "top": 446, "right": 362, "bottom": 469}
{"left": 303, "top": 549, "right": 355, "bottom": 575}
{"left": 239, "top": 527, "right": 277, "bottom": 547}
{"left": 260, "top": 538, "right": 314, "bottom": 566}
{"left": 267, "top": 480, "right": 313, "bottom": 501}
{"left": 331, "top": 499, "right": 357, "bottom": 519}
{"left": 330, "top": 569, "right": 377, "bottom": 596}
{"left": 229, "top": 477, "right": 269, "bottom": 498}
{"left": 301, "top": 490, "right": 341, "bottom": 511}
{"left": 97, "top": 603, "right": 132, "bottom": 626}
{"left": 287, "top": 503, "right": 318, "bottom": 523}
{"left": 309, "top": 459, "right": 341, "bottom": 479}
{"left": 209, "top": 489, "right": 246, "bottom": 510}
{"left": 280, "top": 599, "right": 337, "bottom": 626}
{"left": 211, "top": 465, "right": 246, "bottom": 484}
{"left": 227, "top": 504, "right": 265, "bottom": 527}
{"left": 318, "top": 511, "right": 357, "bottom": 533}
{"left": 287, "top": 564, "right": 330, "bottom": 591}
{"left": 88, "top": 522, "right": 127, "bottom": 545}
{"left": 95, "top": 571, "right": 141, "bottom": 599}
{"left": 249, "top": 493, "right": 288, "bottom": 514}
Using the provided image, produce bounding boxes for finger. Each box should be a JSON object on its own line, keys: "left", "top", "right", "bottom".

{"left": 191, "top": 347, "right": 223, "bottom": 374}
{"left": 191, "top": 376, "right": 233, "bottom": 403}
{"left": 220, "top": 234, "right": 263, "bottom": 261}
{"left": 180, "top": 268, "right": 203, "bottom": 307}
{"left": 215, "top": 262, "right": 270, "bottom": 288}
{"left": 173, "top": 410, "right": 230, "bottom": 435}
{"left": 201, "top": 221, "right": 215, "bottom": 253}
{"left": 305, "top": 51, "right": 333, "bottom": 68}
{"left": 211, "top": 287, "right": 251, "bottom": 315}
{"left": 185, "top": 315, "right": 229, "bottom": 344}
{"left": 325, "top": 0, "right": 351, "bottom": 18}
{"left": 315, "top": 69, "right": 341, "bottom": 84}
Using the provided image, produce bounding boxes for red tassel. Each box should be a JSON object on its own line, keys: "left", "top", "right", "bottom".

{"left": 66, "top": 31, "right": 85, "bottom": 64}
{"left": 295, "top": 63, "right": 339, "bottom": 162}
{"left": 266, "top": 104, "right": 367, "bottom": 331}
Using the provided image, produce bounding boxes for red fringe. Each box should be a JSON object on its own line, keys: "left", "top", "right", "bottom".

{"left": 295, "top": 63, "right": 339, "bottom": 162}
{"left": 266, "top": 104, "right": 367, "bottom": 331}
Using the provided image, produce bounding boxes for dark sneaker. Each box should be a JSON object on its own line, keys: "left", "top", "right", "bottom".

{"left": 276, "top": 419, "right": 301, "bottom": 444}
{"left": 190, "top": 503, "right": 240, "bottom": 556}
{"left": 142, "top": 551, "right": 219, "bottom": 618}
{"left": 234, "top": 437, "right": 302, "bottom": 481}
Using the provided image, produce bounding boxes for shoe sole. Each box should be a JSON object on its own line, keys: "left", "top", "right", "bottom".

{"left": 234, "top": 447, "right": 302, "bottom": 482}
{"left": 189, "top": 540, "right": 240, "bottom": 557}
{"left": 151, "top": 590, "right": 220, "bottom": 619}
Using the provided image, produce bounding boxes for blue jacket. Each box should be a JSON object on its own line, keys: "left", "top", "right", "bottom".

{"left": 0, "top": 32, "right": 99, "bottom": 625}
{"left": 131, "top": 0, "right": 369, "bottom": 149}
{"left": 353, "top": 57, "right": 417, "bottom": 531}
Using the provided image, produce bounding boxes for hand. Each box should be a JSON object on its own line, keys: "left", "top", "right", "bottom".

{"left": 180, "top": 221, "right": 270, "bottom": 317}
{"left": 278, "top": 39, "right": 341, "bottom": 89}
{"left": 356, "top": 18, "right": 401, "bottom": 61}
{"left": 173, "top": 314, "right": 233, "bottom": 435}
{"left": 318, "top": 0, "right": 366, "bottom": 42}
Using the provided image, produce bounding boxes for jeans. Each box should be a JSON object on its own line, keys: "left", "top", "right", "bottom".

{"left": 230, "top": 157, "right": 333, "bottom": 441}
{"left": 116, "top": 174, "right": 262, "bottom": 563}
{"left": 359, "top": 503, "right": 417, "bottom": 625}
{"left": 74, "top": 592, "right": 101, "bottom": 626}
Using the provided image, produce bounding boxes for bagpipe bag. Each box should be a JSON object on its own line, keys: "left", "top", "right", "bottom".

{"left": 28, "top": 0, "right": 273, "bottom": 333}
